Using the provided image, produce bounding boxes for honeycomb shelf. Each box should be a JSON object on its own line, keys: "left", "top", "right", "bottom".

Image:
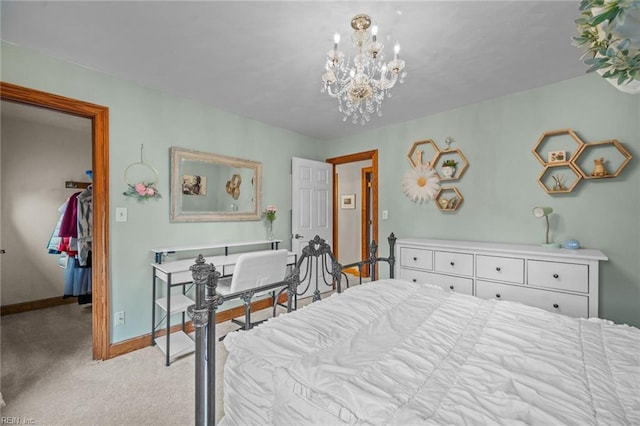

{"left": 537, "top": 164, "right": 582, "bottom": 194}
{"left": 407, "top": 139, "right": 439, "bottom": 168}
{"left": 406, "top": 137, "right": 468, "bottom": 211}
{"left": 573, "top": 139, "right": 632, "bottom": 179}
{"left": 532, "top": 129, "right": 633, "bottom": 194}
{"left": 532, "top": 129, "right": 585, "bottom": 166}
{"left": 435, "top": 187, "right": 464, "bottom": 212}
{"left": 433, "top": 149, "right": 469, "bottom": 182}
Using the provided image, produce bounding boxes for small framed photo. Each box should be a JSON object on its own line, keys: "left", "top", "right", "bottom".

{"left": 182, "top": 174, "right": 207, "bottom": 196}
{"left": 548, "top": 150, "right": 567, "bottom": 163}
{"left": 340, "top": 194, "right": 355, "bottom": 209}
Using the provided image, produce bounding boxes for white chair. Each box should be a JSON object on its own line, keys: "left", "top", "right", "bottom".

{"left": 217, "top": 249, "right": 289, "bottom": 332}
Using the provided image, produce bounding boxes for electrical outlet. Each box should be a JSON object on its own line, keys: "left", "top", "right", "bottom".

{"left": 115, "top": 311, "right": 125, "bottom": 326}
{"left": 382, "top": 210, "right": 389, "bottom": 220}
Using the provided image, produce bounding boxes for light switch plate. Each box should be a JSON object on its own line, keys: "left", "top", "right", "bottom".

{"left": 115, "top": 207, "right": 127, "bottom": 222}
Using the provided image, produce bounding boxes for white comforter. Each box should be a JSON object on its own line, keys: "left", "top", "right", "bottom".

{"left": 222, "top": 279, "right": 640, "bottom": 425}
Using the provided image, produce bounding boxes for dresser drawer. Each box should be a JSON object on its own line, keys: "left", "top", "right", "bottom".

{"left": 399, "top": 247, "right": 433, "bottom": 271}
{"left": 476, "top": 255, "right": 524, "bottom": 284}
{"left": 398, "top": 268, "right": 431, "bottom": 285}
{"left": 476, "top": 280, "right": 589, "bottom": 318}
{"left": 434, "top": 251, "right": 473, "bottom": 276}
{"left": 527, "top": 260, "right": 588, "bottom": 293}
{"left": 398, "top": 269, "right": 473, "bottom": 295}
{"left": 422, "top": 272, "right": 473, "bottom": 295}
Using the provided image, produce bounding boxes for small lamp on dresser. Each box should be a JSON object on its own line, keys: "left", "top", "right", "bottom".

{"left": 532, "top": 207, "right": 561, "bottom": 248}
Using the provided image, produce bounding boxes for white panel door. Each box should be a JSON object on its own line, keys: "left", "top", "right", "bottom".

{"left": 291, "top": 157, "right": 333, "bottom": 298}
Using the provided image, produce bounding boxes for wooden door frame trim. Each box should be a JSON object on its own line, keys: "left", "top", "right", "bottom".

{"left": 360, "top": 166, "right": 373, "bottom": 277}
{"left": 1, "top": 81, "right": 110, "bottom": 360}
{"left": 326, "top": 150, "right": 378, "bottom": 265}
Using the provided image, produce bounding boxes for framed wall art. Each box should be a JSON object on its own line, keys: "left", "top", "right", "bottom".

{"left": 548, "top": 150, "right": 567, "bottom": 163}
{"left": 340, "top": 194, "right": 356, "bottom": 209}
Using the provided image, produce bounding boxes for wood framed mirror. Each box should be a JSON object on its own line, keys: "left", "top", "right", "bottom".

{"left": 170, "top": 147, "right": 262, "bottom": 222}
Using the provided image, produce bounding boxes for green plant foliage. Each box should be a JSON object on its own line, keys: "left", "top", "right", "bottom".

{"left": 573, "top": 0, "right": 640, "bottom": 85}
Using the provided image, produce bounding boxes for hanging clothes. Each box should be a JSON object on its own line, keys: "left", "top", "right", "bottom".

{"left": 49, "top": 188, "right": 92, "bottom": 304}
{"left": 76, "top": 186, "right": 92, "bottom": 267}
{"left": 63, "top": 255, "right": 92, "bottom": 302}
{"left": 59, "top": 192, "right": 80, "bottom": 238}
{"left": 46, "top": 200, "right": 67, "bottom": 254}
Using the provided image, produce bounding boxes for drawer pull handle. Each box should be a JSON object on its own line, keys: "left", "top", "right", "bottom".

{"left": 449, "top": 285, "right": 454, "bottom": 290}
{"left": 496, "top": 267, "right": 501, "bottom": 272}
{"left": 553, "top": 303, "right": 559, "bottom": 309}
{"left": 553, "top": 274, "right": 559, "bottom": 279}
{"left": 450, "top": 261, "right": 455, "bottom": 266}
{"left": 496, "top": 293, "right": 501, "bottom": 298}
{"left": 413, "top": 257, "right": 418, "bottom": 261}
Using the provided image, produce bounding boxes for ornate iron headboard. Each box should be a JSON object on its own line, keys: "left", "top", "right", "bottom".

{"left": 187, "top": 232, "right": 396, "bottom": 425}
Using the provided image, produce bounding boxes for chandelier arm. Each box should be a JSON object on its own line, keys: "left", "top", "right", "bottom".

{"left": 378, "top": 73, "right": 399, "bottom": 91}
{"left": 324, "top": 82, "right": 350, "bottom": 98}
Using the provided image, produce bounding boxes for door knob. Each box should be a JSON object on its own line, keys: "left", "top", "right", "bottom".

{"left": 294, "top": 234, "right": 305, "bottom": 239}
{"left": 0, "top": 249, "right": 5, "bottom": 254}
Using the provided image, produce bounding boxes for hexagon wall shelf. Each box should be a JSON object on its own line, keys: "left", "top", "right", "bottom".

{"left": 573, "top": 139, "right": 632, "bottom": 179}
{"left": 532, "top": 129, "right": 633, "bottom": 194}
{"left": 406, "top": 137, "right": 469, "bottom": 211}
{"left": 433, "top": 149, "right": 469, "bottom": 181}
{"left": 537, "top": 164, "right": 582, "bottom": 194}
{"left": 532, "top": 129, "right": 585, "bottom": 166}
{"left": 407, "top": 139, "right": 439, "bottom": 169}
{"left": 435, "top": 187, "right": 464, "bottom": 212}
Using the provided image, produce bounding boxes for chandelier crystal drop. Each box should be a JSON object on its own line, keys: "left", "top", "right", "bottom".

{"left": 321, "top": 13, "right": 407, "bottom": 125}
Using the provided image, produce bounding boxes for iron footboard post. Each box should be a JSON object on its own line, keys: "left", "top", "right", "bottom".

{"left": 388, "top": 232, "right": 396, "bottom": 278}
{"left": 188, "top": 255, "right": 222, "bottom": 426}
{"left": 369, "top": 239, "right": 378, "bottom": 281}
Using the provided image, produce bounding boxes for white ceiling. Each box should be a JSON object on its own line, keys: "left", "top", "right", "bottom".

{"left": 1, "top": 1, "right": 588, "bottom": 141}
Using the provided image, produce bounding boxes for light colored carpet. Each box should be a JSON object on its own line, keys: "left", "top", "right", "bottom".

{"left": 0, "top": 302, "right": 280, "bottom": 425}
{"left": 0, "top": 283, "right": 365, "bottom": 425}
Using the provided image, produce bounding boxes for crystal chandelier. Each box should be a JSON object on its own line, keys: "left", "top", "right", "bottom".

{"left": 322, "top": 14, "right": 407, "bottom": 125}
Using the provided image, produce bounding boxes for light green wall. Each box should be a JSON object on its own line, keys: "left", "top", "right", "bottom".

{"left": 1, "top": 42, "right": 323, "bottom": 342}
{"left": 323, "top": 75, "right": 640, "bottom": 327}
{"left": 3, "top": 41, "right": 639, "bottom": 342}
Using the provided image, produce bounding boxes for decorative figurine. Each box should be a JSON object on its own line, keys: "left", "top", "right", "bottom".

{"left": 591, "top": 157, "right": 608, "bottom": 177}
{"left": 551, "top": 174, "right": 566, "bottom": 191}
{"left": 444, "top": 136, "right": 454, "bottom": 151}
{"left": 439, "top": 197, "right": 457, "bottom": 209}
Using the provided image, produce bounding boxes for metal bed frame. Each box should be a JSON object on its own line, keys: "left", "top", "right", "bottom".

{"left": 186, "top": 232, "right": 396, "bottom": 425}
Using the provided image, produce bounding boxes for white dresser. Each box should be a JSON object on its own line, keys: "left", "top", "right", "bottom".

{"left": 395, "top": 238, "right": 608, "bottom": 318}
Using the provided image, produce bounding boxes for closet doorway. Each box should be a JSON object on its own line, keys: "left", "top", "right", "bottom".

{"left": 326, "top": 150, "right": 378, "bottom": 278}
{"left": 0, "top": 82, "right": 110, "bottom": 360}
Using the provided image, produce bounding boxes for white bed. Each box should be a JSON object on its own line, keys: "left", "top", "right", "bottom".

{"left": 222, "top": 278, "right": 640, "bottom": 425}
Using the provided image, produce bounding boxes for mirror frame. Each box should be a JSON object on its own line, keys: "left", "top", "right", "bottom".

{"left": 170, "top": 147, "right": 262, "bottom": 222}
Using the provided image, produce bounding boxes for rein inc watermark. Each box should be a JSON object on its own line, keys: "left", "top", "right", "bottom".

{"left": 1, "top": 417, "right": 36, "bottom": 424}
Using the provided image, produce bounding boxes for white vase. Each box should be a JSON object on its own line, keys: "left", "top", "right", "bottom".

{"left": 441, "top": 166, "right": 456, "bottom": 178}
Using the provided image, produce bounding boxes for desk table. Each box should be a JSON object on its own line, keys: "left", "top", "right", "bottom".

{"left": 150, "top": 240, "right": 293, "bottom": 366}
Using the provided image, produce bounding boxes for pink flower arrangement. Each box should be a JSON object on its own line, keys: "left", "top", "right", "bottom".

{"left": 263, "top": 205, "right": 277, "bottom": 222}
{"left": 124, "top": 182, "right": 161, "bottom": 201}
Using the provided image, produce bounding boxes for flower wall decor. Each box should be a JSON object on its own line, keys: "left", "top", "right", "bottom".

{"left": 124, "top": 181, "right": 161, "bottom": 202}
{"left": 123, "top": 145, "right": 162, "bottom": 202}
{"left": 402, "top": 165, "right": 441, "bottom": 203}
{"left": 573, "top": 0, "right": 640, "bottom": 94}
